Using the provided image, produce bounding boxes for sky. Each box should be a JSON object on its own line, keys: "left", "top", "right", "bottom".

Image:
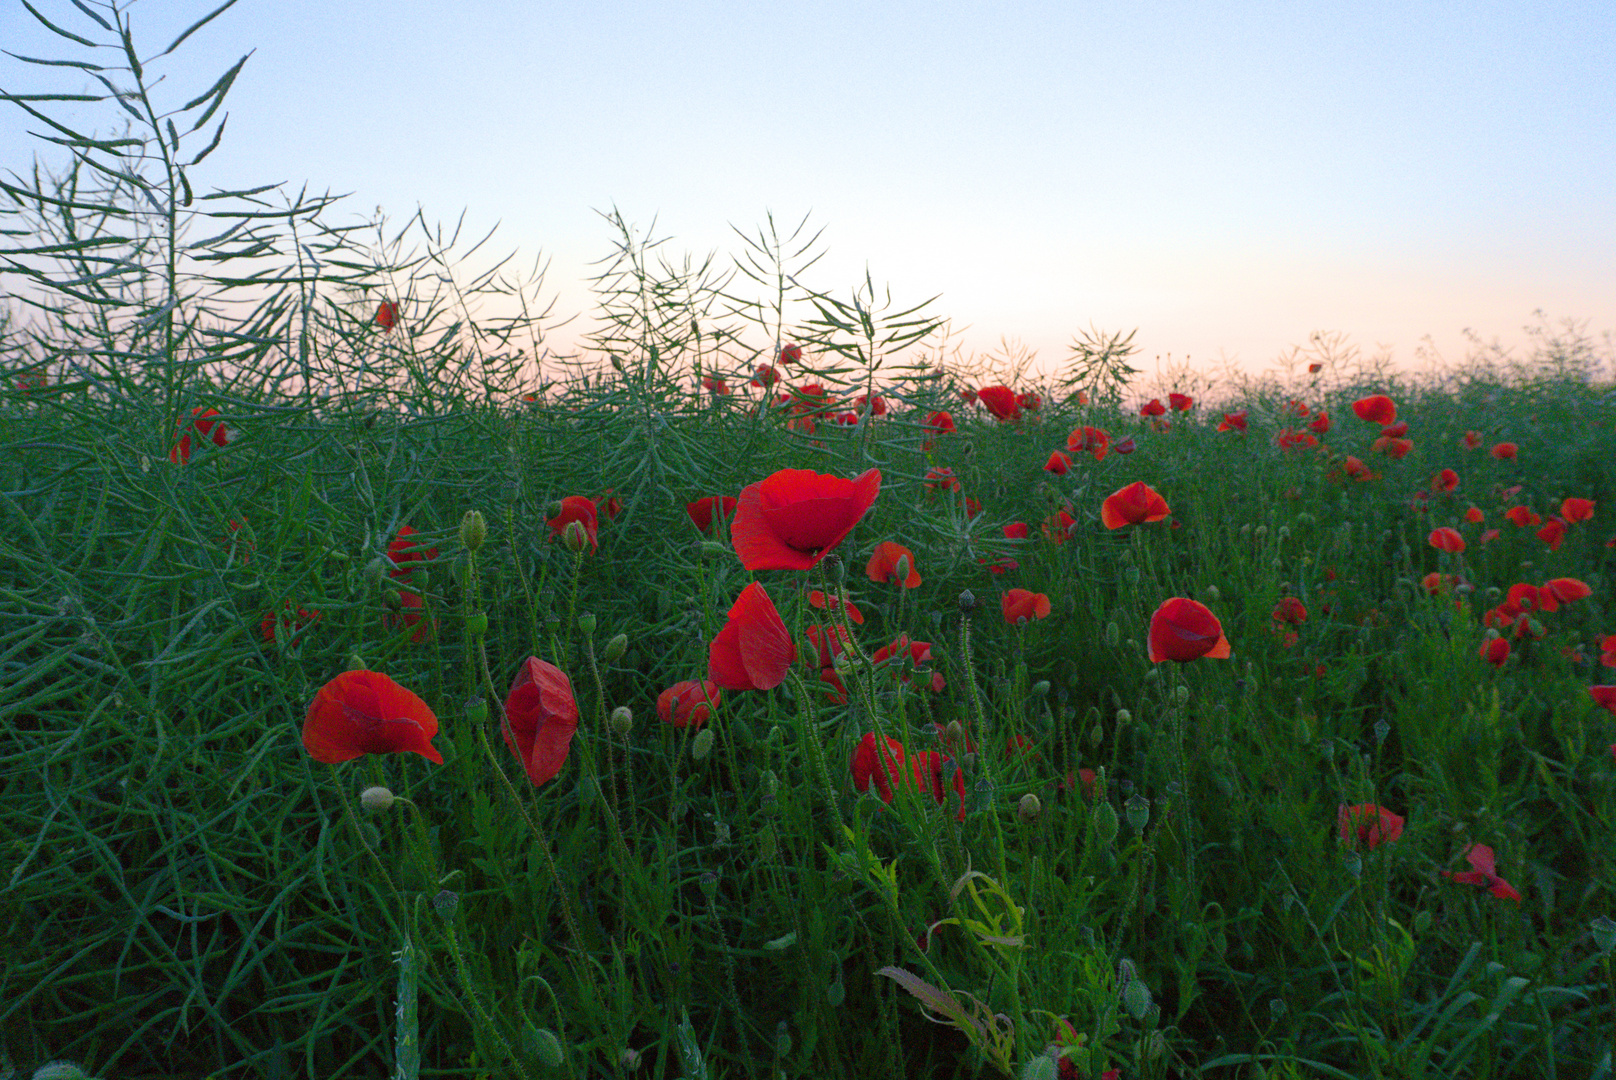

{"left": 2, "top": 0, "right": 1613, "bottom": 384}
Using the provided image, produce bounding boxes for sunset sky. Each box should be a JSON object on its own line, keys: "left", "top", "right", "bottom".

{"left": 2, "top": 0, "right": 1612, "bottom": 382}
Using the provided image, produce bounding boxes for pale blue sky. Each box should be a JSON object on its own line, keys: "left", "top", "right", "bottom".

{"left": 3, "top": 0, "right": 1613, "bottom": 378}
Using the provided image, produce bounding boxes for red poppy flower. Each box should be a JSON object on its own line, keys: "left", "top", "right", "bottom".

{"left": 1433, "top": 468, "right": 1459, "bottom": 493}
{"left": 871, "top": 634, "right": 943, "bottom": 690}
{"left": 1465, "top": 506, "right": 1484, "bottom": 524}
{"left": 1338, "top": 804, "right": 1404, "bottom": 850}
{"left": 546, "top": 496, "right": 599, "bottom": 552}
{"left": 1139, "top": 398, "right": 1165, "bottom": 417}
{"left": 1428, "top": 527, "right": 1465, "bottom": 553}
{"left": 1002, "top": 589, "right": 1052, "bottom": 625}
{"left": 702, "top": 375, "right": 730, "bottom": 396}
{"left": 1504, "top": 505, "right": 1540, "bottom": 528}
{"left": 805, "top": 623, "right": 851, "bottom": 669}
{"left": 779, "top": 343, "right": 803, "bottom": 365}
{"left": 1308, "top": 411, "right": 1332, "bottom": 435}
{"left": 1462, "top": 430, "right": 1482, "bottom": 449}
{"left": 1278, "top": 428, "right": 1319, "bottom": 452}
{"left": 731, "top": 468, "right": 881, "bottom": 571}
{"left": 867, "top": 541, "right": 922, "bottom": 588}
{"left": 924, "top": 467, "right": 961, "bottom": 494}
{"left": 1380, "top": 421, "right": 1410, "bottom": 438}
{"left": 1343, "top": 456, "right": 1374, "bottom": 480}
{"left": 1536, "top": 517, "right": 1567, "bottom": 551}
{"left": 384, "top": 589, "right": 433, "bottom": 644}
{"left": 1562, "top": 497, "right": 1595, "bottom": 523}
{"left": 1288, "top": 399, "right": 1311, "bottom": 417}
{"left": 959, "top": 387, "right": 979, "bottom": 405}
{"left": 707, "top": 583, "right": 796, "bottom": 691}
{"left": 603, "top": 492, "right": 624, "bottom": 522}
{"left": 304, "top": 669, "right": 442, "bottom": 764}
{"left": 261, "top": 602, "right": 321, "bottom": 644}
{"left": 1588, "top": 685, "right": 1616, "bottom": 714}
{"left": 1067, "top": 425, "right": 1110, "bottom": 460}
{"left": 1490, "top": 442, "right": 1518, "bottom": 460}
{"left": 1113, "top": 436, "right": 1136, "bottom": 454}
{"left": 657, "top": 680, "right": 721, "bottom": 728}
{"left": 503, "top": 657, "right": 579, "bottom": 786}
{"left": 808, "top": 589, "right": 864, "bottom": 624}
{"left": 820, "top": 666, "right": 848, "bottom": 704}
{"left": 980, "top": 555, "right": 1019, "bottom": 575}
{"left": 1016, "top": 391, "right": 1042, "bottom": 413}
{"left": 978, "top": 385, "right": 1020, "bottom": 421}
{"left": 1442, "top": 843, "right": 1521, "bottom": 902}
{"left": 1372, "top": 435, "right": 1413, "bottom": 459}
{"left": 1539, "top": 577, "right": 1591, "bottom": 611}
{"left": 386, "top": 525, "right": 439, "bottom": 578}
{"left": 834, "top": 411, "right": 859, "bottom": 426}
{"left": 751, "top": 364, "right": 780, "bottom": 388}
{"left": 1421, "top": 572, "right": 1459, "bottom": 595}
{"left": 169, "top": 406, "right": 229, "bottom": 464}
{"left": 855, "top": 393, "right": 887, "bottom": 417}
{"left": 852, "top": 733, "right": 907, "bottom": 802}
{"left": 1072, "top": 389, "right": 1090, "bottom": 405}
{"left": 1044, "top": 450, "right": 1072, "bottom": 475}
{"left": 909, "top": 750, "right": 967, "bottom": 821}
{"left": 1307, "top": 362, "right": 1324, "bottom": 373}
{"left": 375, "top": 301, "right": 399, "bottom": 332}
{"left": 1352, "top": 395, "right": 1397, "bottom": 424}
{"left": 1148, "top": 598, "right": 1232, "bottom": 663}
{"left": 1217, "top": 411, "right": 1248, "bottom": 433}
{"left": 1272, "top": 596, "right": 1308, "bottom": 624}
{"left": 14, "top": 366, "right": 48, "bottom": 391}
{"left": 1598, "top": 635, "right": 1616, "bottom": 669}
{"left": 686, "top": 495, "right": 739, "bottom": 533}
{"left": 1101, "top": 481, "right": 1171, "bottom": 529}
{"left": 1003, "top": 522, "right": 1029, "bottom": 540}
{"left": 1043, "top": 507, "right": 1077, "bottom": 544}
{"left": 1168, "top": 392, "right": 1193, "bottom": 412}
{"left": 1479, "top": 637, "right": 1509, "bottom": 667}
{"left": 964, "top": 497, "right": 983, "bottom": 518}
{"left": 925, "top": 410, "right": 956, "bottom": 435}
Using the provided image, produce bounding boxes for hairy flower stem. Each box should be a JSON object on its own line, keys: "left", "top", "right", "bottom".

{"left": 583, "top": 634, "right": 625, "bottom": 833}
{"left": 440, "top": 914, "right": 534, "bottom": 1080}
{"left": 957, "top": 608, "right": 1013, "bottom": 886}
{"left": 789, "top": 670, "right": 845, "bottom": 840}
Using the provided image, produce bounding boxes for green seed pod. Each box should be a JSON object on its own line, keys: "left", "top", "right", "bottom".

{"left": 1089, "top": 723, "right": 1104, "bottom": 746}
{"left": 465, "top": 698, "right": 488, "bottom": 725}
{"left": 699, "top": 540, "right": 730, "bottom": 559}
{"left": 692, "top": 728, "right": 716, "bottom": 761}
{"left": 464, "top": 611, "right": 488, "bottom": 636}
{"left": 775, "top": 1021, "right": 793, "bottom": 1056}
{"left": 345, "top": 652, "right": 366, "bottom": 672}
{"left": 958, "top": 589, "right": 977, "bottom": 612}
{"left": 577, "top": 612, "right": 597, "bottom": 635}
{"left": 1115, "top": 708, "right": 1132, "bottom": 727}
{"left": 1125, "top": 793, "right": 1150, "bottom": 832}
{"left": 604, "top": 632, "right": 629, "bottom": 662}
{"left": 1413, "top": 910, "right": 1434, "bottom": 936}
{"left": 1031, "top": 680, "right": 1051, "bottom": 696}
{"left": 1204, "top": 584, "right": 1221, "bottom": 601}
{"left": 826, "top": 982, "right": 845, "bottom": 1007}
{"left": 1175, "top": 685, "right": 1191, "bottom": 706}
{"left": 459, "top": 509, "right": 487, "bottom": 552}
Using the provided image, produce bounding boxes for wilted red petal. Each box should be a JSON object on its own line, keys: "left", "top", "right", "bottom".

{"left": 1337, "top": 803, "right": 1404, "bottom": 850}
{"left": 503, "top": 657, "right": 579, "bottom": 786}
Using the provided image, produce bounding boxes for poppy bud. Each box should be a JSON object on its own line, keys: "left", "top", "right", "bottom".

{"left": 1115, "top": 709, "right": 1132, "bottom": 726}
{"left": 761, "top": 769, "right": 779, "bottom": 799}
{"left": 604, "top": 633, "right": 628, "bottom": 662}
{"left": 944, "top": 719, "right": 964, "bottom": 745}
{"left": 522, "top": 1026, "right": 566, "bottom": 1069}
{"left": 360, "top": 786, "right": 395, "bottom": 812}
{"left": 1105, "top": 621, "right": 1120, "bottom": 646}
{"left": 459, "top": 509, "right": 487, "bottom": 552}
{"left": 1484, "top": 628, "right": 1500, "bottom": 640}
{"left": 1090, "top": 723, "right": 1104, "bottom": 746}
{"left": 1413, "top": 910, "right": 1433, "bottom": 935}
{"left": 464, "top": 611, "right": 488, "bottom": 636}
{"left": 1278, "top": 526, "right": 1291, "bottom": 540}
{"left": 958, "top": 589, "right": 977, "bottom": 612}
{"left": 33, "top": 1063, "right": 91, "bottom": 1080}
{"left": 609, "top": 353, "right": 624, "bottom": 372}
{"left": 1020, "top": 1054, "right": 1059, "bottom": 1080}
{"left": 1175, "top": 685, "right": 1191, "bottom": 706}
{"left": 699, "top": 540, "right": 729, "bottom": 559}
{"left": 1254, "top": 525, "right": 1269, "bottom": 540}
{"left": 365, "top": 556, "right": 391, "bottom": 585}
{"left": 1125, "top": 793, "right": 1150, "bottom": 831}
{"left": 1031, "top": 680, "right": 1050, "bottom": 696}
{"left": 610, "top": 706, "right": 633, "bottom": 735}
{"left": 577, "top": 612, "right": 596, "bottom": 634}
{"left": 893, "top": 554, "right": 911, "bottom": 583}
{"left": 621, "top": 1048, "right": 642, "bottom": 1071}
{"left": 1018, "top": 793, "right": 1042, "bottom": 823}
{"left": 1240, "top": 524, "right": 1252, "bottom": 538}
{"left": 464, "top": 697, "right": 488, "bottom": 725}
{"left": 1093, "top": 799, "right": 1119, "bottom": 845}
{"left": 822, "top": 553, "right": 844, "bottom": 583}
{"left": 563, "top": 520, "right": 588, "bottom": 553}
{"left": 692, "top": 728, "right": 715, "bottom": 761}
{"left": 1485, "top": 586, "right": 1501, "bottom": 600}
{"left": 1204, "top": 585, "right": 1220, "bottom": 601}
{"left": 775, "top": 1021, "right": 792, "bottom": 1055}
{"left": 1123, "top": 566, "right": 1140, "bottom": 584}
{"left": 383, "top": 588, "right": 403, "bottom": 610}
{"left": 345, "top": 652, "right": 366, "bottom": 671}
{"left": 1143, "top": 667, "right": 1160, "bottom": 681}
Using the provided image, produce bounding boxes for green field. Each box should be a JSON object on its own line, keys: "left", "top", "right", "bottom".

{"left": 3, "top": 4, "right": 1615, "bottom": 1078}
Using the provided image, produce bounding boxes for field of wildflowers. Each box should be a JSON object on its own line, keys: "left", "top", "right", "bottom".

{"left": 3, "top": 3, "right": 1615, "bottom": 1079}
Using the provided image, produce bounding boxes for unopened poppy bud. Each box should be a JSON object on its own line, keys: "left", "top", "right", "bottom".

{"left": 944, "top": 719, "right": 964, "bottom": 746}
{"left": 360, "top": 786, "right": 394, "bottom": 812}
{"left": 383, "top": 588, "right": 403, "bottom": 610}
{"left": 563, "top": 520, "right": 588, "bottom": 553}
{"left": 775, "top": 1021, "right": 792, "bottom": 1055}
{"left": 958, "top": 589, "right": 977, "bottom": 612}
{"left": 1031, "top": 680, "right": 1050, "bottom": 696}
{"left": 545, "top": 499, "right": 564, "bottom": 519}
{"left": 577, "top": 612, "right": 596, "bottom": 634}
{"left": 1254, "top": 525, "right": 1269, "bottom": 540}
{"left": 365, "top": 556, "right": 390, "bottom": 585}
{"left": 893, "top": 554, "right": 911, "bottom": 582}
{"left": 1018, "top": 793, "right": 1042, "bottom": 822}
{"left": 832, "top": 650, "right": 852, "bottom": 672}
{"left": 610, "top": 706, "right": 633, "bottom": 735}
{"left": 1484, "top": 628, "right": 1500, "bottom": 640}
{"left": 1240, "top": 524, "right": 1252, "bottom": 538}
{"left": 30, "top": 1064, "right": 90, "bottom": 1080}
{"left": 1485, "top": 586, "right": 1501, "bottom": 600}
{"left": 609, "top": 353, "right": 624, "bottom": 372}
{"left": 1125, "top": 793, "right": 1150, "bottom": 831}
{"left": 1105, "top": 621, "right": 1120, "bottom": 646}
{"left": 1020, "top": 1053, "right": 1059, "bottom": 1080}
{"left": 691, "top": 728, "right": 715, "bottom": 761}
{"left": 761, "top": 769, "right": 779, "bottom": 799}
{"left": 464, "top": 611, "right": 488, "bottom": 636}
{"left": 1093, "top": 799, "right": 1119, "bottom": 845}
{"left": 345, "top": 652, "right": 366, "bottom": 671}
{"left": 1143, "top": 667, "right": 1160, "bottom": 682}
{"left": 1123, "top": 566, "right": 1140, "bottom": 584}
{"left": 1413, "top": 910, "right": 1433, "bottom": 935}
{"left": 699, "top": 540, "right": 729, "bottom": 559}
{"left": 1278, "top": 526, "right": 1291, "bottom": 540}
{"left": 604, "top": 632, "right": 628, "bottom": 662}
{"left": 822, "top": 553, "right": 844, "bottom": 583}
{"left": 459, "top": 509, "right": 487, "bottom": 552}
{"left": 1115, "top": 708, "right": 1132, "bottom": 726}
{"left": 1089, "top": 723, "right": 1104, "bottom": 746}
{"left": 1204, "top": 585, "right": 1220, "bottom": 601}
{"left": 522, "top": 1025, "right": 566, "bottom": 1068}
{"left": 620, "top": 1048, "right": 642, "bottom": 1071}
{"left": 1175, "top": 685, "right": 1191, "bottom": 706}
